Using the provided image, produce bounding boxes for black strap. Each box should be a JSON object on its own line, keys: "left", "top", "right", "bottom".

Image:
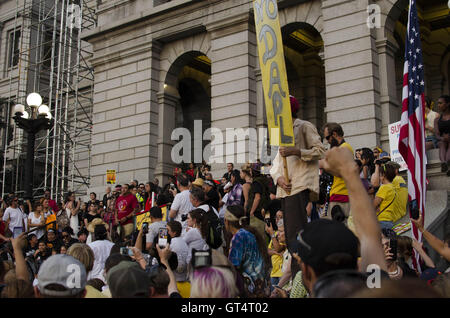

{"left": 377, "top": 192, "right": 396, "bottom": 217}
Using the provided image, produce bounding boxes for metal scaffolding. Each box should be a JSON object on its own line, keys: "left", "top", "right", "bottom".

{"left": 0, "top": 0, "right": 96, "bottom": 202}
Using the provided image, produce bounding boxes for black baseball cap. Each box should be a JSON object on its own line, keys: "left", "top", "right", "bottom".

{"left": 291, "top": 219, "right": 359, "bottom": 274}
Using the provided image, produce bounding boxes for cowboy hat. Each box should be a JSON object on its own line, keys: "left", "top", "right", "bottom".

{"left": 86, "top": 218, "right": 109, "bottom": 233}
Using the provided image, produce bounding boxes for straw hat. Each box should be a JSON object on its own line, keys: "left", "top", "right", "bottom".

{"left": 192, "top": 178, "right": 204, "bottom": 187}
{"left": 86, "top": 217, "right": 109, "bottom": 233}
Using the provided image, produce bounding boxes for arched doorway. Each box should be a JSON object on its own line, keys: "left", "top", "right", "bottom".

{"left": 156, "top": 50, "right": 211, "bottom": 179}
{"left": 281, "top": 22, "right": 326, "bottom": 130}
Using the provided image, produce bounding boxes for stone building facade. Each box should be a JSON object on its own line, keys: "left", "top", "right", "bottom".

{"left": 80, "top": 0, "right": 449, "bottom": 193}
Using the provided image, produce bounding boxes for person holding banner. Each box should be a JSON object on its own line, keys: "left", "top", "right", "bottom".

{"left": 270, "top": 96, "right": 326, "bottom": 278}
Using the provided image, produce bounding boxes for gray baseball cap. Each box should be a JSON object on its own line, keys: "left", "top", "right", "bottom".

{"left": 107, "top": 261, "right": 151, "bottom": 298}
{"left": 37, "top": 254, "right": 87, "bottom": 297}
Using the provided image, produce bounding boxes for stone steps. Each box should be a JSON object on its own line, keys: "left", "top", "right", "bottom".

{"left": 395, "top": 148, "right": 449, "bottom": 265}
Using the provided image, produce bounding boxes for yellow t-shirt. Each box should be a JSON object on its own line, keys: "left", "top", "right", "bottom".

{"left": 269, "top": 235, "right": 284, "bottom": 278}
{"left": 392, "top": 176, "right": 408, "bottom": 222}
{"left": 177, "top": 281, "right": 191, "bottom": 298}
{"left": 376, "top": 183, "right": 397, "bottom": 222}
{"left": 330, "top": 142, "right": 354, "bottom": 197}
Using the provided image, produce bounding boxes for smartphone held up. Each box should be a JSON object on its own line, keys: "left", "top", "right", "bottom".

{"left": 158, "top": 228, "right": 168, "bottom": 248}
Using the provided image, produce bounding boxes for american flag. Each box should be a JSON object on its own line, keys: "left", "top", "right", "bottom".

{"left": 398, "top": 0, "right": 426, "bottom": 272}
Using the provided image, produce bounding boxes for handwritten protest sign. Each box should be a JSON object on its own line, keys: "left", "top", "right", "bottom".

{"left": 106, "top": 170, "right": 116, "bottom": 184}
{"left": 388, "top": 121, "right": 407, "bottom": 171}
{"left": 253, "top": 0, "right": 294, "bottom": 147}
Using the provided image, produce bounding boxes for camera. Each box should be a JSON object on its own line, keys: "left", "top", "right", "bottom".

{"left": 192, "top": 249, "right": 212, "bottom": 269}
{"left": 120, "top": 247, "right": 134, "bottom": 256}
{"left": 142, "top": 222, "right": 149, "bottom": 234}
{"left": 181, "top": 214, "right": 188, "bottom": 222}
{"left": 375, "top": 157, "right": 390, "bottom": 166}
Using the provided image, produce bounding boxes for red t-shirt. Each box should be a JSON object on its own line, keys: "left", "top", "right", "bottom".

{"left": 186, "top": 169, "right": 194, "bottom": 178}
{"left": 115, "top": 193, "right": 138, "bottom": 225}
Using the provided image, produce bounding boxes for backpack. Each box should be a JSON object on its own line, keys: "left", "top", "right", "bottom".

{"left": 204, "top": 206, "right": 223, "bottom": 249}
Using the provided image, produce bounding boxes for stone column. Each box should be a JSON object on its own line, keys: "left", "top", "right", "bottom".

{"left": 322, "top": 0, "right": 382, "bottom": 149}
{"left": 255, "top": 66, "right": 265, "bottom": 130}
{"left": 206, "top": 14, "right": 258, "bottom": 175}
{"left": 377, "top": 38, "right": 401, "bottom": 152}
{"left": 148, "top": 42, "right": 162, "bottom": 181}
{"left": 154, "top": 86, "right": 179, "bottom": 183}
{"left": 303, "top": 49, "right": 325, "bottom": 129}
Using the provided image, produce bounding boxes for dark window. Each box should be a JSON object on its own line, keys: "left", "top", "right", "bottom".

{"left": 8, "top": 29, "right": 21, "bottom": 68}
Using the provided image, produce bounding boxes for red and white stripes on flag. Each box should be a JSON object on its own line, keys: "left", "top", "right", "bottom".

{"left": 398, "top": 0, "right": 426, "bottom": 273}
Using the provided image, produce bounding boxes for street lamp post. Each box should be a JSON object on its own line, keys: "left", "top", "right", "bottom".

{"left": 13, "top": 93, "right": 53, "bottom": 200}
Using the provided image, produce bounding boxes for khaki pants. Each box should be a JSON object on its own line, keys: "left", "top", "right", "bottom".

{"left": 119, "top": 223, "right": 134, "bottom": 238}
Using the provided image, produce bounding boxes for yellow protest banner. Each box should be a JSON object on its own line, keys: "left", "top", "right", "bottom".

{"left": 106, "top": 170, "right": 116, "bottom": 184}
{"left": 253, "top": 0, "right": 294, "bottom": 147}
{"left": 135, "top": 206, "right": 168, "bottom": 230}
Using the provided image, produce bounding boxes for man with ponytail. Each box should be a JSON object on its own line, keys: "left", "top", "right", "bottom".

{"left": 224, "top": 205, "right": 270, "bottom": 297}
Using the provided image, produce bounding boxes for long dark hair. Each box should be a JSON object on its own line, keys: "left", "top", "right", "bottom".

{"left": 226, "top": 205, "right": 270, "bottom": 272}
{"left": 231, "top": 170, "right": 241, "bottom": 185}
{"left": 360, "top": 148, "right": 375, "bottom": 175}
{"left": 189, "top": 208, "right": 209, "bottom": 240}
{"left": 65, "top": 191, "right": 74, "bottom": 204}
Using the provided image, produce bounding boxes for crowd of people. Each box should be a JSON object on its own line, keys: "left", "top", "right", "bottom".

{"left": 0, "top": 95, "right": 449, "bottom": 299}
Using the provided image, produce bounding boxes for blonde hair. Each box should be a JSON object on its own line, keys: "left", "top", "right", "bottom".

{"left": 190, "top": 266, "right": 238, "bottom": 298}
{"left": 241, "top": 163, "right": 251, "bottom": 177}
{"left": 67, "top": 243, "right": 94, "bottom": 273}
{"left": 1, "top": 269, "right": 34, "bottom": 298}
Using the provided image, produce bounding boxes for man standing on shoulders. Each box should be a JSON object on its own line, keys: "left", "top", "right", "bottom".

{"left": 270, "top": 96, "right": 326, "bottom": 278}
{"left": 320, "top": 122, "right": 353, "bottom": 223}
{"left": 115, "top": 184, "right": 139, "bottom": 239}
